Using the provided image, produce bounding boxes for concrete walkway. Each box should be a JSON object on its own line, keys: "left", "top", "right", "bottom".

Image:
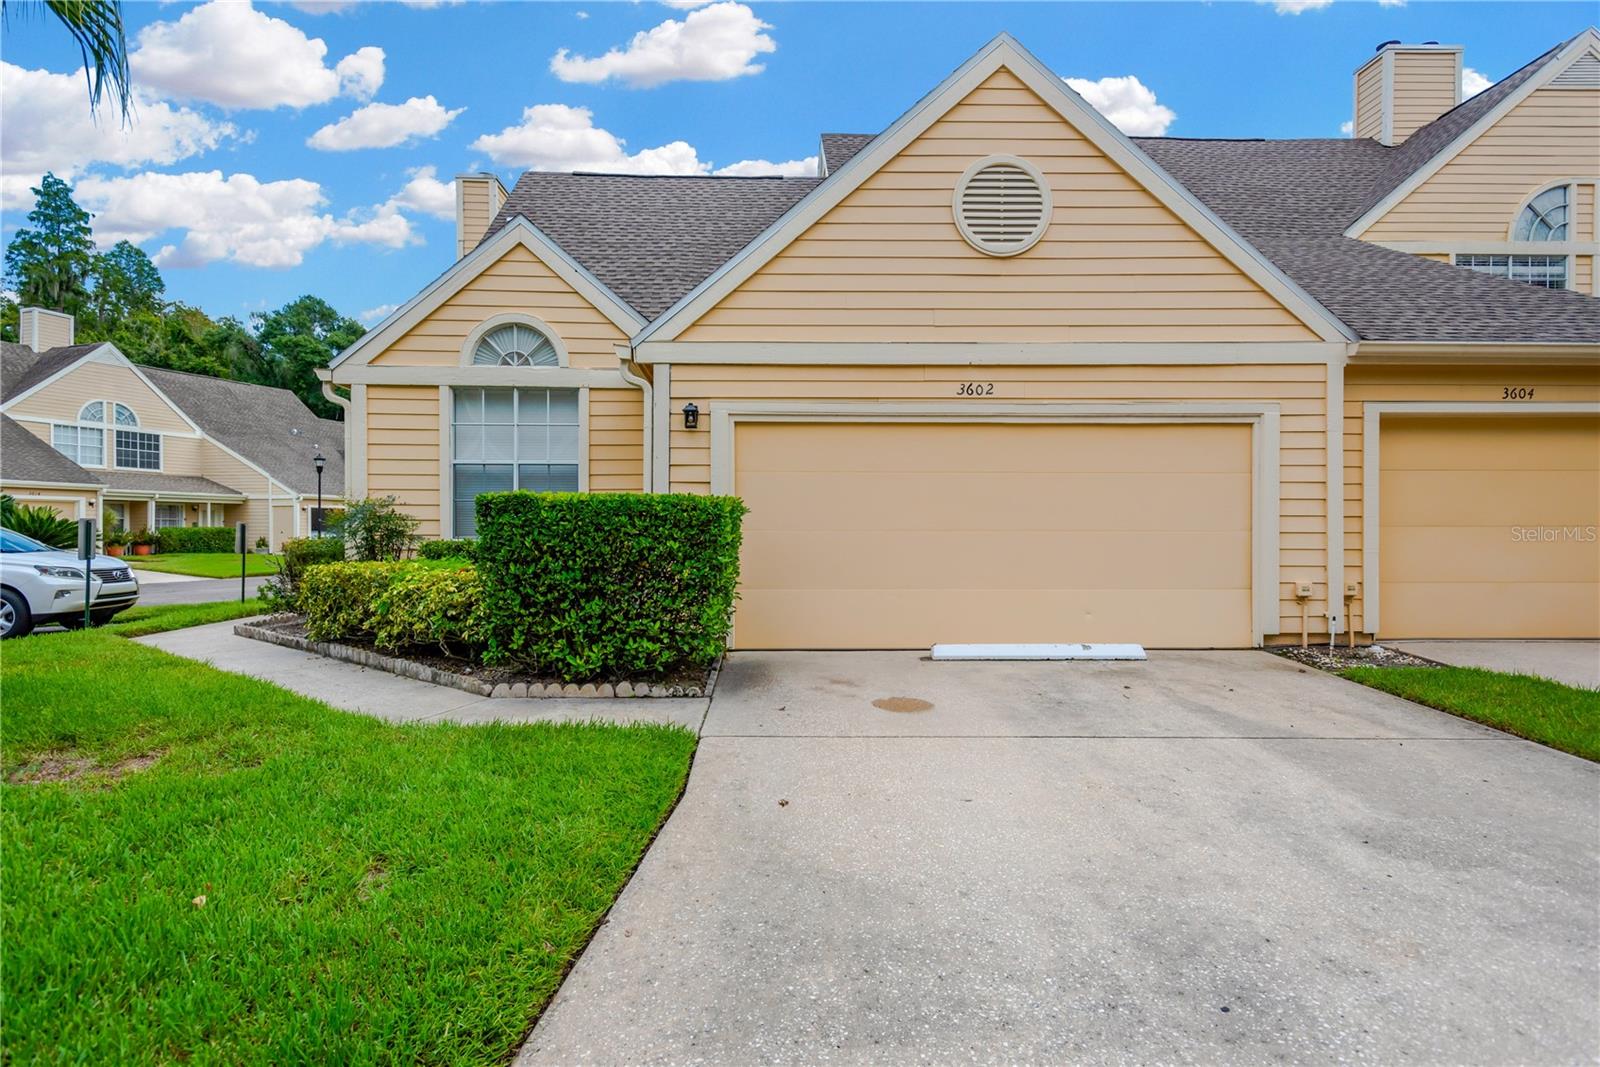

{"left": 136, "top": 620, "right": 707, "bottom": 729}
{"left": 1393, "top": 640, "right": 1600, "bottom": 690}
{"left": 519, "top": 650, "right": 1599, "bottom": 1066}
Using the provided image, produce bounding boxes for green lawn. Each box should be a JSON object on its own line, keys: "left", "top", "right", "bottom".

{"left": 101, "top": 598, "right": 270, "bottom": 638}
{"left": 1343, "top": 666, "right": 1600, "bottom": 762}
{"left": 129, "top": 552, "right": 281, "bottom": 578}
{"left": 1, "top": 629, "right": 697, "bottom": 1063}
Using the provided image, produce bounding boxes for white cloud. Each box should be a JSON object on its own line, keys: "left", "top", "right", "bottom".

{"left": 1462, "top": 67, "right": 1493, "bottom": 98}
{"left": 550, "top": 2, "right": 775, "bottom": 88}
{"left": 1340, "top": 119, "right": 1354, "bottom": 136}
{"left": 359, "top": 302, "right": 400, "bottom": 324}
{"left": 74, "top": 170, "right": 414, "bottom": 269}
{"left": 0, "top": 61, "right": 238, "bottom": 210}
{"left": 1063, "top": 75, "right": 1176, "bottom": 136}
{"left": 575, "top": 9, "right": 589, "bottom": 17}
{"left": 714, "top": 156, "right": 817, "bottom": 177}
{"left": 1377, "top": 0, "right": 1405, "bottom": 6}
{"left": 386, "top": 165, "right": 457, "bottom": 219}
{"left": 288, "top": 1, "right": 356, "bottom": 12}
{"left": 472, "top": 104, "right": 707, "bottom": 173}
{"left": 661, "top": 0, "right": 715, "bottom": 7}
{"left": 132, "top": 1, "right": 385, "bottom": 109}
{"left": 308, "top": 95, "right": 464, "bottom": 151}
{"left": 1269, "top": 0, "right": 1334, "bottom": 12}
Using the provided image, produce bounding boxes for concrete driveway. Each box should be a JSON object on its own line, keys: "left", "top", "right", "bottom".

{"left": 1392, "top": 640, "right": 1600, "bottom": 691}
{"left": 520, "top": 651, "right": 1599, "bottom": 1066}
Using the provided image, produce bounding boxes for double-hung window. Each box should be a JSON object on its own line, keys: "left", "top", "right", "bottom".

{"left": 154, "top": 504, "right": 185, "bottom": 529}
{"left": 115, "top": 430, "right": 161, "bottom": 469}
{"left": 52, "top": 424, "right": 103, "bottom": 466}
{"left": 451, "top": 387, "right": 579, "bottom": 536}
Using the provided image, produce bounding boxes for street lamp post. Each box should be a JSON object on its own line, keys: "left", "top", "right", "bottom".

{"left": 313, "top": 450, "right": 326, "bottom": 536}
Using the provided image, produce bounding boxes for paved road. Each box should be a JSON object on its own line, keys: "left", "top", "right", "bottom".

{"left": 519, "top": 650, "right": 1600, "bottom": 1066}
{"left": 130, "top": 574, "right": 271, "bottom": 606}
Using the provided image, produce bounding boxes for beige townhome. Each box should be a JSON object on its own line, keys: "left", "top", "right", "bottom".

{"left": 2, "top": 309, "right": 344, "bottom": 549}
{"left": 324, "top": 30, "right": 1600, "bottom": 650}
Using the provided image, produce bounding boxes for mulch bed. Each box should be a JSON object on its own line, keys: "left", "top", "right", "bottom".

{"left": 238, "top": 616, "right": 717, "bottom": 698}
{"left": 1273, "top": 643, "right": 1441, "bottom": 673}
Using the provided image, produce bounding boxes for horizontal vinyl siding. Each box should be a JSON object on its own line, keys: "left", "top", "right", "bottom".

{"left": 0, "top": 483, "right": 97, "bottom": 518}
{"left": 1391, "top": 52, "right": 1459, "bottom": 142}
{"left": 365, "top": 385, "right": 442, "bottom": 537}
{"left": 7, "top": 361, "right": 193, "bottom": 432}
{"left": 1355, "top": 61, "right": 1385, "bottom": 141}
{"left": 1365, "top": 87, "right": 1600, "bottom": 241}
{"left": 588, "top": 387, "right": 643, "bottom": 492}
{"left": 372, "top": 244, "right": 628, "bottom": 370}
{"left": 679, "top": 68, "right": 1318, "bottom": 344}
{"left": 1342, "top": 362, "right": 1600, "bottom": 634}
{"left": 669, "top": 361, "right": 1329, "bottom": 639}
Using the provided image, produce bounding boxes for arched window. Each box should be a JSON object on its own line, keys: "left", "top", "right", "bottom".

{"left": 113, "top": 403, "right": 138, "bottom": 427}
{"left": 78, "top": 401, "right": 104, "bottom": 423}
{"left": 1514, "top": 185, "right": 1569, "bottom": 241}
{"left": 471, "top": 323, "right": 560, "bottom": 367}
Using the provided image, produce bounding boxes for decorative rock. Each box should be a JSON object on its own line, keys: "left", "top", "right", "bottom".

{"left": 578, "top": 683, "right": 598, "bottom": 698}
{"left": 596, "top": 683, "right": 614, "bottom": 698}
{"left": 510, "top": 682, "right": 528, "bottom": 698}
{"left": 491, "top": 683, "right": 511, "bottom": 698}
{"left": 615, "top": 681, "right": 635, "bottom": 698}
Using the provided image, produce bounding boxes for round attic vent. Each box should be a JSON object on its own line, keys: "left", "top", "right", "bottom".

{"left": 953, "top": 155, "right": 1051, "bottom": 257}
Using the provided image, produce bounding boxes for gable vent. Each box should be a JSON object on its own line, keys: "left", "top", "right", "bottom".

{"left": 1548, "top": 51, "right": 1600, "bottom": 89}
{"left": 953, "top": 156, "right": 1052, "bottom": 256}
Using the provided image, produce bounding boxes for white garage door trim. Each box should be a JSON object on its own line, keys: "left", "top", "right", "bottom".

{"left": 1360, "top": 400, "right": 1600, "bottom": 635}
{"left": 709, "top": 401, "right": 1281, "bottom": 646}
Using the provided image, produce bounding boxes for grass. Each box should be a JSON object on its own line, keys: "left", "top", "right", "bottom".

{"left": 129, "top": 552, "right": 281, "bottom": 578}
{"left": 1, "top": 629, "right": 698, "bottom": 1063}
{"left": 100, "top": 598, "right": 270, "bottom": 638}
{"left": 1343, "top": 666, "right": 1600, "bottom": 761}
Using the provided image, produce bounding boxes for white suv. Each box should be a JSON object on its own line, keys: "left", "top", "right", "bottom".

{"left": 0, "top": 527, "right": 140, "bottom": 638}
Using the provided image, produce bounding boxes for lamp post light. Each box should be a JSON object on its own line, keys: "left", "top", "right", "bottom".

{"left": 313, "top": 450, "right": 326, "bottom": 536}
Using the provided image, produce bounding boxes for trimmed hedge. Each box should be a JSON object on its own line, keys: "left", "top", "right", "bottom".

{"left": 152, "top": 526, "right": 234, "bottom": 554}
{"left": 300, "top": 560, "right": 483, "bottom": 653}
{"left": 475, "top": 492, "right": 746, "bottom": 679}
{"left": 259, "top": 537, "right": 345, "bottom": 612}
{"left": 417, "top": 538, "right": 478, "bottom": 562}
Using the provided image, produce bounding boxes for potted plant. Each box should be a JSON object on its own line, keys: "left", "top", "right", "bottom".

{"left": 104, "top": 528, "right": 129, "bottom": 557}
{"left": 129, "top": 528, "right": 155, "bottom": 556}
{"left": 254, "top": 535, "right": 271, "bottom": 555}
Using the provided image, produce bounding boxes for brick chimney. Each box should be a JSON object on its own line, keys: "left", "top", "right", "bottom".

{"left": 18, "top": 306, "right": 75, "bottom": 352}
{"left": 1354, "top": 41, "right": 1464, "bottom": 146}
{"left": 455, "top": 173, "right": 508, "bottom": 259}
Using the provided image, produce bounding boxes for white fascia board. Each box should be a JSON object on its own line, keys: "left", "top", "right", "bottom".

{"left": 329, "top": 217, "right": 645, "bottom": 373}
{"left": 1346, "top": 29, "right": 1600, "bottom": 238}
{"left": 635, "top": 33, "right": 1355, "bottom": 345}
{"left": 634, "top": 340, "right": 1348, "bottom": 365}
{"left": 332, "top": 365, "right": 633, "bottom": 388}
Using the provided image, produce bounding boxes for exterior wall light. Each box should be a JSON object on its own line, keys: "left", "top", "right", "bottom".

{"left": 682, "top": 402, "right": 700, "bottom": 430}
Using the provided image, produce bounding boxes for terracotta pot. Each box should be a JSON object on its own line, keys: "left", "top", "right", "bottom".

{"left": 132, "top": 543, "right": 153, "bottom": 556}
{"left": 106, "top": 544, "right": 125, "bottom": 557}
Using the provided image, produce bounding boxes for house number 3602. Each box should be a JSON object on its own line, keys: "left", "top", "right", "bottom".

{"left": 956, "top": 382, "right": 995, "bottom": 396}
{"left": 1503, "top": 386, "right": 1535, "bottom": 399}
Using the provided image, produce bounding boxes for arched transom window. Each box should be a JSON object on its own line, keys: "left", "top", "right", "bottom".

{"left": 113, "top": 403, "right": 138, "bottom": 427}
{"left": 1514, "top": 185, "right": 1569, "bottom": 242}
{"left": 471, "top": 322, "right": 560, "bottom": 367}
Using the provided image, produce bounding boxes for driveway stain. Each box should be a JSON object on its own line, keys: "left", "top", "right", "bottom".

{"left": 872, "top": 696, "right": 933, "bottom": 713}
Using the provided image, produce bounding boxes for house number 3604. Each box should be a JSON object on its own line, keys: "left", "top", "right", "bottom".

{"left": 956, "top": 382, "right": 995, "bottom": 396}
{"left": 1503, "top": 386, "right": 1535, "bottom": 399}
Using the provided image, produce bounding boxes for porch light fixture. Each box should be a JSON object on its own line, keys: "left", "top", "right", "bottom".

{"left": 682, "top": 402, "right": 700, "bottom": 430}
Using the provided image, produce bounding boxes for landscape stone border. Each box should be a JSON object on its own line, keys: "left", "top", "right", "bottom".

{"left": 234, "top": 620, "right": 719, "bottom": 699}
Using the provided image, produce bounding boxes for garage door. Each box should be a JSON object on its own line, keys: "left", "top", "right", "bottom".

{"left": 732, "top": 420, "right": 1254, "bottom": 649}
{"left": 1378, "top": 415, "right": 1600, "bottom": 639}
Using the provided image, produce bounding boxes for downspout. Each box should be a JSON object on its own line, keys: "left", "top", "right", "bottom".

{"left": 616, "top": 348, "right": 654, "bottom": 492}
{"left": 319, "top": 376, "right": 354, "bottom": 502}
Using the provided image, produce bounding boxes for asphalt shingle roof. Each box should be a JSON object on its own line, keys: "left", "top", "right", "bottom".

{"left": 140, "top": 366, "right": 345, "bottom": 496}
{"left": 97, "top": 470, "right": 246, "bottom": 498}
{"left": 819, "top": 133, "right": 876, "bottom": 175}
{"left": 0, "top": 413, "right": 101, "bottom": 486}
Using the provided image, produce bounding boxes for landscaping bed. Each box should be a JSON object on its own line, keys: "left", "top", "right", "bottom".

{"left": 238, "top": 615, "right": 718, "bottom": 698}
{"left": 1273, "top": 643, "right": 1440, "bottom": 672}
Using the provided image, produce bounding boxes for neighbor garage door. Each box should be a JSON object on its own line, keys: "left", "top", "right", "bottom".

{"left": 1378, "top": 415, "right": 1600, "bottom": 639}
{"left": 732, "top": 420, "right": 1254, "bottom": 649}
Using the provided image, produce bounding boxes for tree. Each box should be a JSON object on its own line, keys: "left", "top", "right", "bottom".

{"left": 1, "top": 1, "right": 131, "bottom": 118}
{"left": 87, "top": 239, "right": 164, "bottom": 325}
{"left": 3, "top": 173, "right": 95, "bottom": 313}
{"left": 253, "top": 296, "right": 365, "bottom": 419}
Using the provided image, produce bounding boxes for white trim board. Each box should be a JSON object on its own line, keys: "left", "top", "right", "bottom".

{"left": 1346, "top": 29, "right": 1600, "bottom": 238}
{"left": 632, "top": 34, "right": 1354, "bottom": 346}
{"left": 1358, "top": 400, "right": 1600, "bottom": 636}
{"left": 634, "top": 341, "right": 1349, "bottom": 366}
{"left": 708, "top": 399, "right": 1282, "bottom": 646}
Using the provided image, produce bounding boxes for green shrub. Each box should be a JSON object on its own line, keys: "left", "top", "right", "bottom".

{"left": 259, "top": 536, "right": 344, "bottom": 612}
{"left": 417, "top": 538, "right": 478, "bottom": 562}
{"left": 1, "top": 500, "right": 77, "bottom": 548}
{"left": 475, "top": 492, "right": 746, "bottom": 680}
{"left": 152, "top": 526, "right": 234, "bottom": 554}
{"left": 330, "top": 496, "right": 420, "bottom": 561}
{"left": 299, "top": 560, "right": 483, "bottom": 653}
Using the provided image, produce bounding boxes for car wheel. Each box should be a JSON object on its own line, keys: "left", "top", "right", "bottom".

{"left": 90, "top": 610, "right": 123, "bottom": 627}
{"left": 0, "top": 588, "right": 33, "bottom": 639}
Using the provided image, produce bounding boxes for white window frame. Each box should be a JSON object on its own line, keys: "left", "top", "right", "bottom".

{"left": 51, "top": 422, "right": 105, "bottom": 467}
{"left": 1452, "top": 252, "right": 1571, "bottom": 290}
{"left": 154, "top": 503, "right": 185, "bottom": 529}
{"left": 442, "top": 384, "right": 589, "bottom": 538}
{"left": 458, "top": 313, "right": 570, "bottom": 369}
{"left": 113, "top": 428, "right": 163, "bottom": 471}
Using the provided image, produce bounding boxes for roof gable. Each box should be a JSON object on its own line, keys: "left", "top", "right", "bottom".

{"left": 636, "top": 34, "right": 1352, "bottom": 345}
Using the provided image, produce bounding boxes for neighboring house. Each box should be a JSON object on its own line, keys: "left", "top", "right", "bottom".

{"left": 1, "top": 309, "right": 344, "bottom": 550}
{"left": 324, "top": 30, "right": 1600, "bottom": 649}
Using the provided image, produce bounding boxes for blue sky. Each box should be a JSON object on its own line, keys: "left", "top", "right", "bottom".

{"left": 1, "top": 1, "right": 1588, "bottom": 327}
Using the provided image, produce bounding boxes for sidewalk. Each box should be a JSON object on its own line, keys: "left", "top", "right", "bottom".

{"left": 137, "top": 620, "right": 709, "bottom": 730}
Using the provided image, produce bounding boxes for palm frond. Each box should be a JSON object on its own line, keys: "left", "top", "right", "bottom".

{"left": 2, "top": 0, "right": 131, "bottom": 121}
